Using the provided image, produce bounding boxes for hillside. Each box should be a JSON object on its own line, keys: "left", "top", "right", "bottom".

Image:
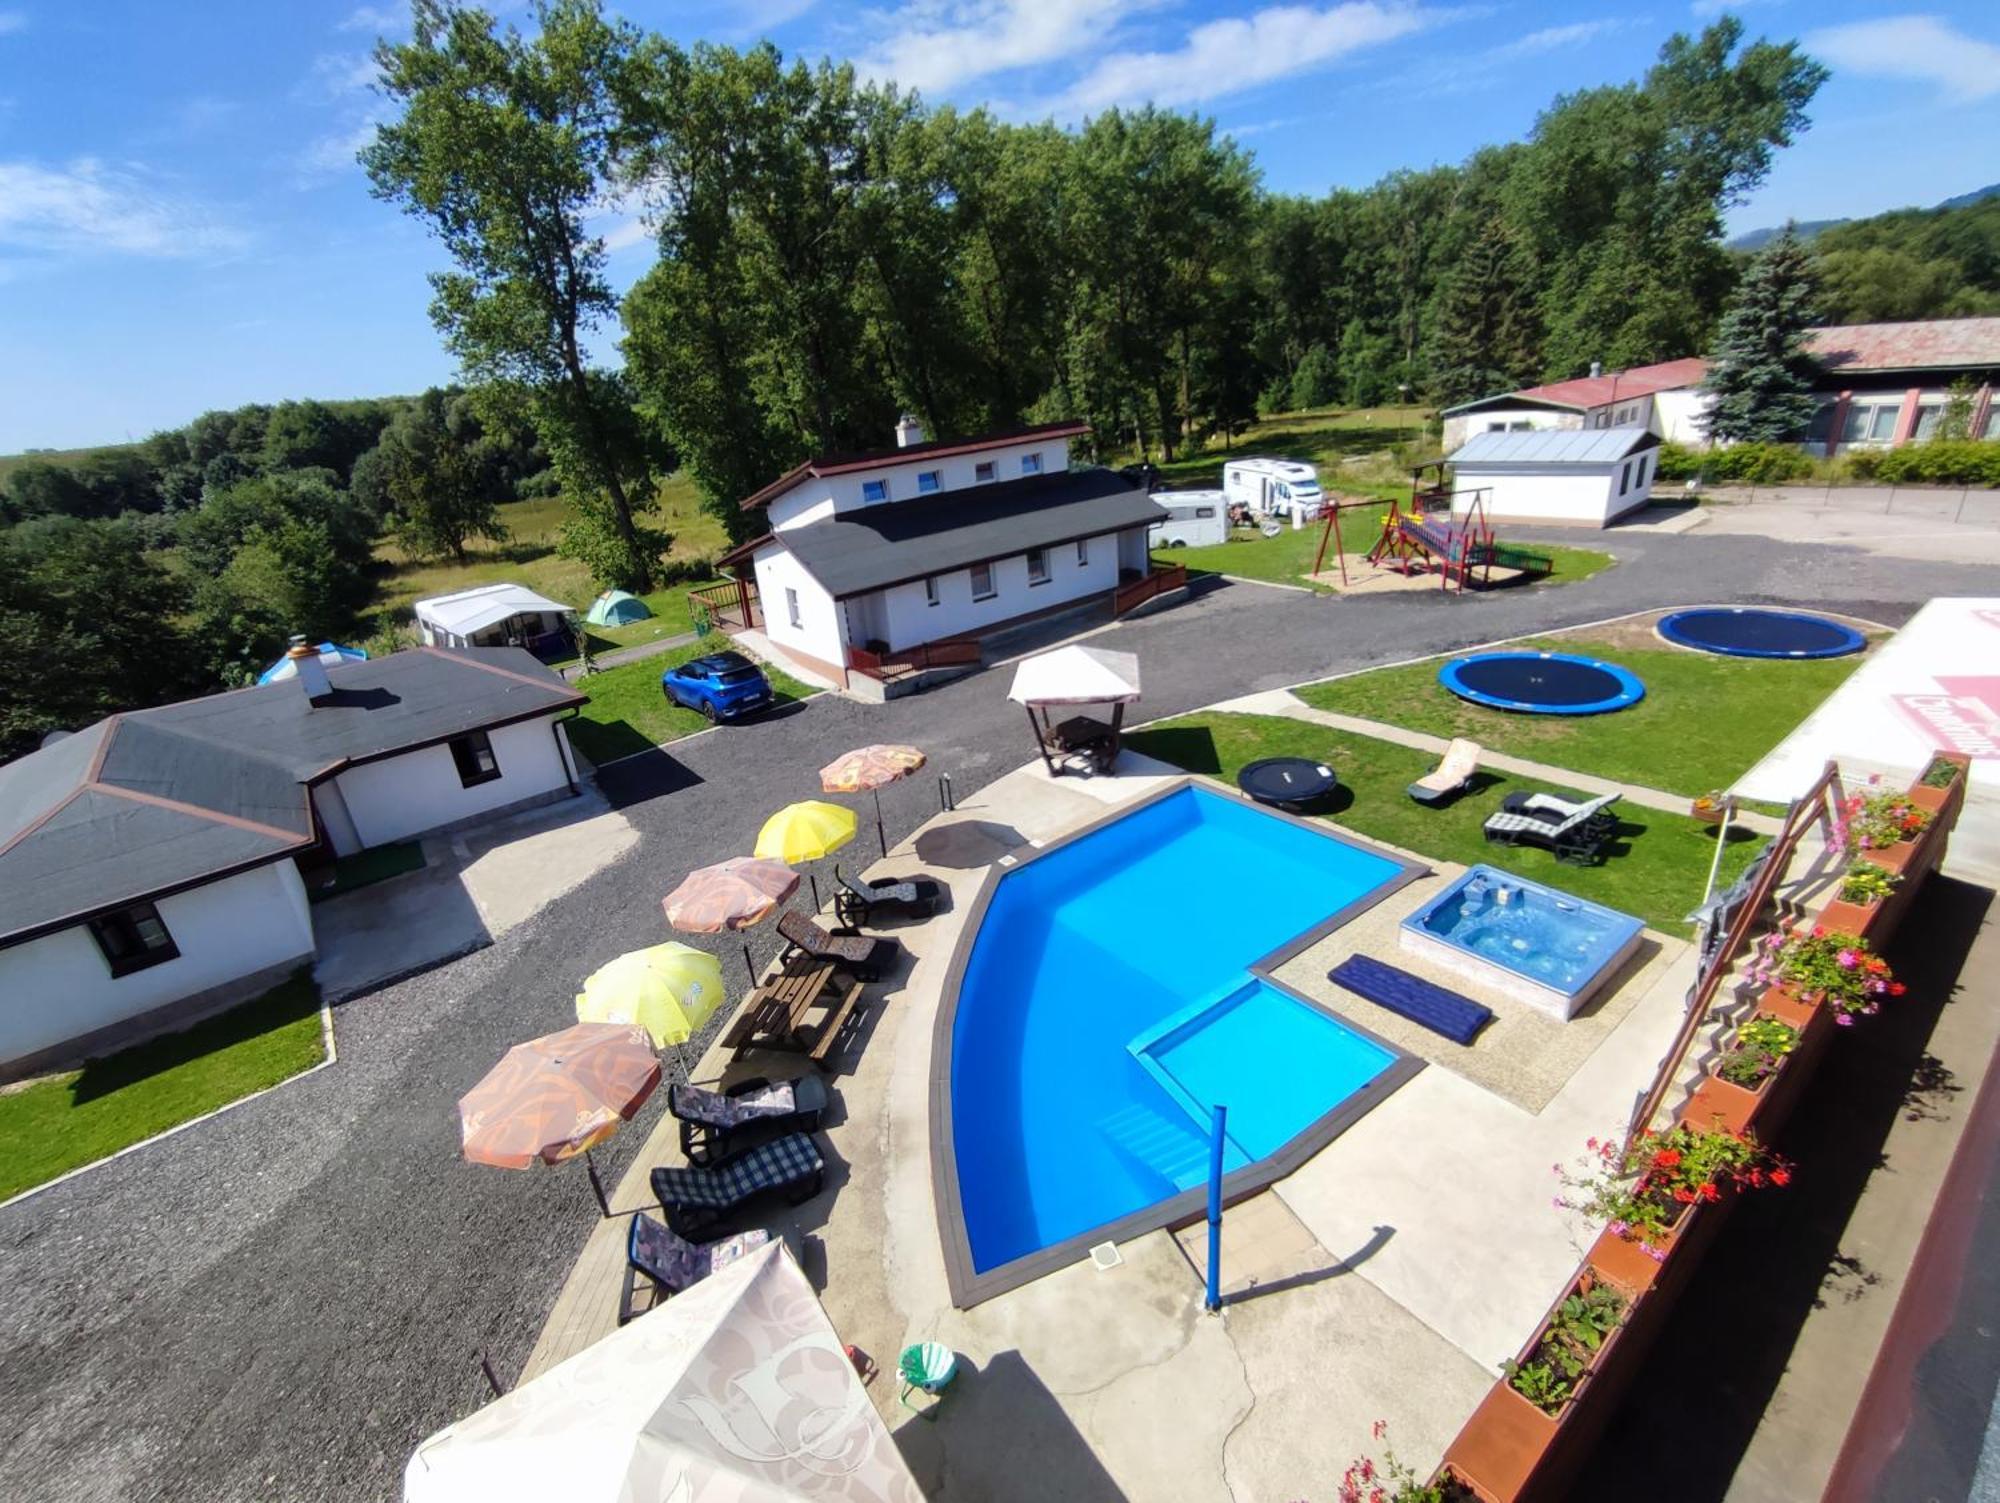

{"left": 1728, "top": 181, "right": 2000, "bottom": 251}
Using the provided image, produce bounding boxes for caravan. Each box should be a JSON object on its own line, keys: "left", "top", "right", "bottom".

{"left": 1147, "top": 491, "right": 1229, "bottom": 549}
{"left": 1223, "top": 458, "right": 1325, "bottom": 528}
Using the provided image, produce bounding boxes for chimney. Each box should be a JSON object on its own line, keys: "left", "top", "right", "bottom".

{"left": 1589, "top": 360, "right": 1603, "bottom": 379}
{"left": 287, "top": 634, "right": 335, "bottom": 706}
{"left": 894, "top": 413, "right": 925, "bottom": 449}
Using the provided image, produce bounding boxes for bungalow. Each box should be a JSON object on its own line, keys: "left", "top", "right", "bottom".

{"left": 1441, "top": 318, "right": 2000, "bottom": 455}
{"left": 0, "top": 643, "right": 584, "bottom": 1078}
{"left": 1445, "top": 428, "right": 1661, "bottom": 528}
{"left": 715, "top": 419, "right": 1165, "bottom": 690}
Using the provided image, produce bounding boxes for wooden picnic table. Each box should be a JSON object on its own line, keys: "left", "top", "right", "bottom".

{"left": 720, "top": 954, "right": 865, "bottom": 1068}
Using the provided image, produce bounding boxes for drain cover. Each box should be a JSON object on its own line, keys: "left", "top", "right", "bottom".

{"left": 1090, "top": 1241, "right": 1123, "bottom": 1271}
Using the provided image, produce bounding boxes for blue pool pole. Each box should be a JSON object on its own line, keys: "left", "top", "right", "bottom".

{"left": 1206, "top": 1104, "right": 1226, "bottom": 1314}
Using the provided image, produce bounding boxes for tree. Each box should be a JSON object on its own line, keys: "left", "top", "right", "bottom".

{"left": 364, "top": 0, "right": 657, "bottom": 587}
{"left": 1289, "top": 345, "right": 1341, "bottom": 410}
{"left": 1702, "top": 224, "right": 1823, "bottom": 443}
{"left": 180, "top": 471, "right": 378, "bottom": 656}
{"left": 374, "top": 388, "right": 509, "bottom": 562}
{"left": 1429, "top": 222, "right": 1540, "bottom": 406}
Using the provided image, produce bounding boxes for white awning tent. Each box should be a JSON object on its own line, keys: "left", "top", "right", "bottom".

{"left": 1732, "top": 598, "right": 1999, "bottom": 887}
{"left": 1006, "top": 645, "right": 1142, "bottom": 707}
{"left": 403, "top": 1241, "right": 924, "bottom": 1503}
{"left": 415, "top": 582, "right": 574, "bottom": 644}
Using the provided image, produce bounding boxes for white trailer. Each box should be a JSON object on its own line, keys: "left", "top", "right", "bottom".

{"left": 1222, "top": 458, "right": 1325, "bottom": 528}
{"left": 1147, "top": 491, "right": 1230, "bottom": 549}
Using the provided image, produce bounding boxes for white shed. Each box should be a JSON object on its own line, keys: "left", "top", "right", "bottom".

{"left": 1446, "top": 427, "right": 1661, "bottom": 529}
{"left": 415, "top": 582, "right": 575, "bottom": 654}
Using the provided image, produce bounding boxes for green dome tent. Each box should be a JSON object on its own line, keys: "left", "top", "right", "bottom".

{"left": 585, "top": 590, "right": 652, "bottom": 627}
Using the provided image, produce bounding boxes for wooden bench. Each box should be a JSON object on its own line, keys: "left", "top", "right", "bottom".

{"left": 721, "top": 956, "right": 867, "bottom": 1068}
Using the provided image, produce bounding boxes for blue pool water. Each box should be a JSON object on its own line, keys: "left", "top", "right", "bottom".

{"left": 949, "top": 786, "right": 1407, "bottom": 1276}
{"left": 1404, "top": 864, "right": 1643, "bottom": 998}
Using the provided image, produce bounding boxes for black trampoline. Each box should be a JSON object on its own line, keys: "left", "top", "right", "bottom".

{"left": 1237, "top": 757, "right": 1340, "bottom": 810}
{"left": 1656, "top": 607, "right": 1865, "bottom": 660}
{"left": 1438, "top": 652, "right": 1646, "bottom": 716}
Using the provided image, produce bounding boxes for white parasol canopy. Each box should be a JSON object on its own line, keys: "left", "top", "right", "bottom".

{"left": 403, "top": 1241, "right": 924, "bottom": 1503}
{"left": 1006, "top": 645, "right": 1142, "bottom": 707}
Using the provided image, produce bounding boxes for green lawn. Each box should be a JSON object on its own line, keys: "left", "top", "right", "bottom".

{"left": 1135, "top": 403, "right": 1439, "bottom": 489}
{"left": 0, "top": 971, "right": 326, "bottom": 1202}
{"left": 1126, "top": 714, "right": 1762, "bottom": 936}
{"left": 1155, "top": 516, "right": 1615, "bottom": 592}
{"left": 1295, "top": 630, "right": 1870, "bottom": 797}
{"left": 566, "top": 641, "right": 818, "bottom": 764}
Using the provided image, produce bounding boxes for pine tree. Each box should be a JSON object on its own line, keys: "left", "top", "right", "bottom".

{"left": 1429, "top": 223, "right": 1540, "bottom": 406}
{"left": 1702, "top": 225, "right": 1822, "bottom": 443}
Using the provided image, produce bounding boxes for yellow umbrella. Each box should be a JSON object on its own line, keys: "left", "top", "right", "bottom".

{"left": 754, "top": 800, "right": 857, "bottom": 865}
{"left": 575, "top": 942, "right": 725, "bottom": 1049}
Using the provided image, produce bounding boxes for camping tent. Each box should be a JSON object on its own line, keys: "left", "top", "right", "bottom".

{"left": 257, "top": 642, "right": 367, "bottom": 685}
{"left": 403, "top": 1240, "right": 924, "bottom": 1503}
{"left": 587, "top": 590, "right": 653, "bottom": 627}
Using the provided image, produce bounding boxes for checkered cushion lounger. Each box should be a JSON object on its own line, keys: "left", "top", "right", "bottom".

{"left": 651, "top": 1132, "right": 824, "bottom": 1212}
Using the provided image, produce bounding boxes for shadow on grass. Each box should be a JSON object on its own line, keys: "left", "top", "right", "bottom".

{"left": 568, "top": 718, "right": 658, "bottom": 765}
{"left": 68, "top": 971, "right": 321, "bottom": 1107}
{"left": 1125, "top": 725, "right": 1221, "bottom": 775}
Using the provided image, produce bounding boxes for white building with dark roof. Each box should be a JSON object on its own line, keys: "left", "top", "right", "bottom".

{"left": 0, "top": 645, "right": 584, "bottom": 1076}
{"left": 713, "top": 420, "right": 1168, "bottom": 691}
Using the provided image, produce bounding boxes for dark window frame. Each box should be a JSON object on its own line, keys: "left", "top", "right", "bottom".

{"left": 1026, "top": 547, "right": 1050, "bottom": 585}
{"left": 89, "top": 901, "right": 180, "bottom": 978}
{"left": 449, "top": 729, "right": 502, "bottom": 788}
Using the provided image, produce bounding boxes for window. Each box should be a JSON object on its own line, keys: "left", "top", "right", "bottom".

{"left": 1634, "top": 454, "right": 1650, "bottom": 489}
{"left": 1027, "top": 547, "right": 1050, "bottom": 585}
{"left": 1020, "top": 452, "right": 1043, "bottom": 476}
{"left": 1618, "top": 461, "right": 1632, "bottom": 496}
{"left": 1984, "top": 406, "right": 2000, "bottom": 441}
{"left": 917, "top": 470, "right": 942, "bottom": 494}
{"left": 862, "top": 478, "right": 889, "bottom": 503}
{"left": 923, "top": 576, "right": 939, "bottom": 606}
{"left": 975, "top": 461, "right": 997, "bottom": 484}
{"left": 970, "top": 561, "right": 995, "bottom": 600}
{"left": 449, "top": 730, "right": 501, "bottom": 788}
{"left": 1911, "top": 402, "right": 1944, "bottom": 442}
{"left": 1840, "top": 402, "right": 1899, "bottom": 444}
{"left": 1075, "top": 538, "right": 1089, "bottom": 566}
{"left": 785, "top": 586, "right": 802, "bottom": 629}
{"left": 1194, "top": 506, "right": 1217, "bottom": 518}
{"left": 89, "top": 901, "right": 179, "bottom": 978}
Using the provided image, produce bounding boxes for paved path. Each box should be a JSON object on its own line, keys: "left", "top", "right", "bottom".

{"left": 1, "top": 527, "right": 1993, "bottom": 1502}
{"left": 557, "top": 629, "right": 699, "bottom": 680}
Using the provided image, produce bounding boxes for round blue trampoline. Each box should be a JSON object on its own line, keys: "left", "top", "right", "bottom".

{"left": 1439, "top": 651, "right": 1646, "bottom": 716}
{"left": 1656, "top": 607, "right": 1865, "bottom": 660}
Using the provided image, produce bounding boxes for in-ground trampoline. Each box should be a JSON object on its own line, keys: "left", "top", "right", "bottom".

{"left": 1439, "top": 651, "right": 1646, "bottom": 716}
{"left": 1656, "top": 607, "right": 1866, "bottom": 660}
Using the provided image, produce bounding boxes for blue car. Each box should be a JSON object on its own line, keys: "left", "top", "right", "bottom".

{"left": 662, "top": 651, "right": 774, "bottom": 722}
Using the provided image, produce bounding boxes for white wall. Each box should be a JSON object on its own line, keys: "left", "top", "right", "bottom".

{"left": 330, "top": 715, "right": 573, "bottom": 849}
{"left": 0, "top": 861, "right": 315, "bottom": 1068}
{"left": 1441, "top": 407, "right": 1577, "bottom": 452}
{"left": 869, "top": 530, "right": 1119, "bottom": 649}
{"left": 766, "top": 437, "right": 1074, "bottom": 532}
{"left": 1653, "top": 389, "right": 1712, "bottom": 446}
{"left": 1454, "top": 454, "right": 1655, "bottom": 527}
{"left": 753, "top": 545, "right": 847, "bottom": 669}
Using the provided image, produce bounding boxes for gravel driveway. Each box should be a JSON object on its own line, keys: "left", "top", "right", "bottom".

{"left": 0, "top": 528, "right": 1988, "bottom": 1502}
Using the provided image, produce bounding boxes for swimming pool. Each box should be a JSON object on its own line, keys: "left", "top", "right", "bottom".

{"left": 1401, "top": 864, "right": 1644, "bottom": 1021}
{"left": 935, "top": 782, "right": 1424, "bottom": 1304}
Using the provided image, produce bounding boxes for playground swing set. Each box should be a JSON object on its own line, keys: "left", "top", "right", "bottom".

{"left": 1309, "top": 461, "right": 1554, "bottom": 593}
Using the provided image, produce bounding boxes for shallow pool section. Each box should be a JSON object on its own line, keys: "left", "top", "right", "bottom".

{"left": 1400, "top": 864, "right": 1644, "bottom": 1021}
{"left": 938, "top": 783, "right": 1423, "bottom": 1303}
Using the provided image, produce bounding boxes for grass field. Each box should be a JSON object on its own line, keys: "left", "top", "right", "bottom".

{"left": 1134, "top": 404, "right": 1439, "bottom": 490}
{"left": 1125, "top": 713, "right": 1762, "bottom": 936}
{"left": 0, "top": 441, "right": 143, "bottom": 483}
{"left": 0, "top": 971, "right": 326, "bottom": 1202}
{"left": 1296, "top": 628, "right": 1873, "bottom": 797}
{"left": 566, "top": 642, "right": 818, "bottom": 765}
{"left": 1154, "top": 518, "right": 1616, "bottom": 592}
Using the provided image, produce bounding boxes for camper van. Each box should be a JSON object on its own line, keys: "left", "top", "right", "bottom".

{"left": 1148, "top": 491, "right": 1229, "bottom": 549}
{"left": 1223, "top": 458, "right": 1325, "bottom": 527}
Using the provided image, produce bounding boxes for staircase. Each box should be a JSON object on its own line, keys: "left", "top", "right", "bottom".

{"left": 1094, "top": 1102, "right": 1212, "bottom": 1189}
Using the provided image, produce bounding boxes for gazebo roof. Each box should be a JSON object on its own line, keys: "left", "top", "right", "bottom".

{"left": 1007, "top": 645, "right": 1142, "bottom": 706}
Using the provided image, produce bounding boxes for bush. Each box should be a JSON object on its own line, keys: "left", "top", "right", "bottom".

{"left": 1871, "top": 440, "right": 2000, "bottom": 488}
{"left": 1654, "top": 441, "right": 1812, "bottom": 485}
{"left": 1654, "top": 441, "right": 1701, "bottom": 480}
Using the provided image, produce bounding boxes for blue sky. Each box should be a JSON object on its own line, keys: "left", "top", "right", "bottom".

{"left": 3, "top": 1, "right": 1998, "bottom": 451}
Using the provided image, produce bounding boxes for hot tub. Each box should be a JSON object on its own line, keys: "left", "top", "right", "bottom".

{"left": 1400, "top": 865, "right": 1644, "bottom": 1021}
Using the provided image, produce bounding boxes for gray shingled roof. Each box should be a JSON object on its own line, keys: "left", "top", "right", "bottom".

{"left": 1447, "top": 427, "right": 1661, "bottom": 466}
{"left": 0, "top": 646, "right": 583, "bottom": 946}
{"left": 770, "top": 467, "right": 1160, "bottom": 598}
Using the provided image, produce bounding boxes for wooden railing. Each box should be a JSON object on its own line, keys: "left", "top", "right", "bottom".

{"left": 688, "top": 579, "right": 761, "bottom": 631}
{"left": 1114, "top": 562, "right": 1189, "bottom": 615}
{"left": 845, "top": 636, "right": 982, "bottom": 681}
{"left": 1624, "top": 759, "right": 1847, "bottom": 1146}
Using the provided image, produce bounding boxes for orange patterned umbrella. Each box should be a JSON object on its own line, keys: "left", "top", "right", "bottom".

{"left": 821, "top": 743, "right": 927, "bottom": 859}
{"left": 661, "top": 857, "right": 799, "bottom": 934}
{"left": 458, "top": 1022, "right": 661, "bottom": 1171}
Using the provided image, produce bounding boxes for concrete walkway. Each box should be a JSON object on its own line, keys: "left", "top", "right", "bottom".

{"left": 1207, "top": 687, "right": 1787, "bottom": 836}
{"left": 558, "top": 629, "right": 698, "bottom": 680}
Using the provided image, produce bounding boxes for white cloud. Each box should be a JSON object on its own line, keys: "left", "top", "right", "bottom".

{"left": 1063, "top": 2, "right": 1434, "bottom": 114}
{"left": 1488, "top": 19, "right": 1621, "bottom": 62}
{"left": 0, "top": 159, "right": 248, "bottom": 258}
{"left": 1806, "top": 15, "right": 2000, "bottom": 102}
{"left": 296, "top": 117, "right": 385, "bottom": 181}
{"left": 602, "top": 216, "right": 653, "bottom": 253}
{"left": 337, "top": 4, "right": 406, "bottom": 32}
{"left": 854, "top": 0, "right": 1149, "bottom": 98}
{"left": 0, "top": 12, "right": 26, "bottom": 37}
{"left": 305, "top": 51, "right": 380, "bottom": 99}
{"left": 1693, "top": 0, "right": 1779, "bottom": 16}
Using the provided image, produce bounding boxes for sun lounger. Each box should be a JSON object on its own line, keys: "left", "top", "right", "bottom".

{"left": 1482, "top": 796, "right": 1616, "bottom": 865}
{"left": 669, "top": 1072, "right": 831, "bottom": 1167}
{"left": 833, "top": 866, "right": 942, "bottom": 927}
{"left": 618, "top": 1214, "right": 772, "bottom": 1324}
{"left": 1406, "top": 739, "right": 1482, "bottom": 805}
{"left": 1502, "top": 790, "right": 1620, "bottom": 827}
{"left": 1328, "top": 954, "right": 1493, "bottom": 1045}
{"left": 776, "top": 908, "right": 897, "bottom": 983}
{"left": 650, "top": 1132, "right": 825, "bottom": 1238}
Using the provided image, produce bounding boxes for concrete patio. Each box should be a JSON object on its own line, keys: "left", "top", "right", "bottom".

{"left": 523, "top": 751, "right": 1694, "bottom": 1498}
